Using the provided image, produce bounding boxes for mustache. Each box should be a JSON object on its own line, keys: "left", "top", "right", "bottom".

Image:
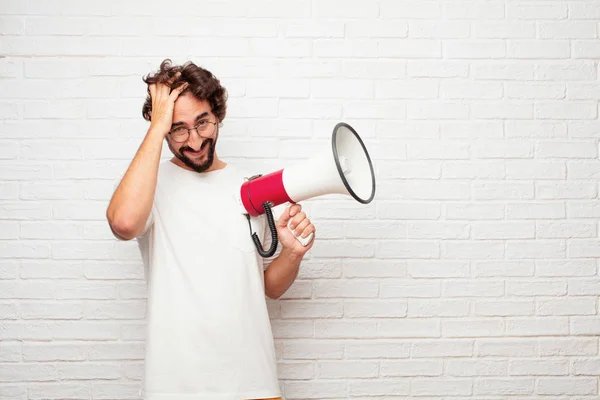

{"left": 180, "top": 139, "right": 212, "bottom": 153}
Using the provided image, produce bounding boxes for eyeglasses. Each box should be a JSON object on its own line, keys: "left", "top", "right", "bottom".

{"left": 168, "top": 120, "right": 218, "bottom": 143}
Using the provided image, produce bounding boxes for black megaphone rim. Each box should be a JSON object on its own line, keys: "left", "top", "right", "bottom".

{"left": 331, "top": 122, "right": 376, "bottom": 204}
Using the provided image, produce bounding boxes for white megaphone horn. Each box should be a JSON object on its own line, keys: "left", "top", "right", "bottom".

{"left": 239, "top": 122, "right": 376, "bottom": 257}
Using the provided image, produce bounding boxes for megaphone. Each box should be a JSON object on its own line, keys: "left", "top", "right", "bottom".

{"left": 239, "top": 122, "right": 376, "bottom": 257}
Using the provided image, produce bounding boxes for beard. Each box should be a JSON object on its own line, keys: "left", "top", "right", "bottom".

{"left": 169, "top": 134, "right": 217, "bottom": 173}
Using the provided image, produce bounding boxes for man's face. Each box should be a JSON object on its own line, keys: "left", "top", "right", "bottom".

{"left": 167, "top": 93, "right": 219, "bottom": 173}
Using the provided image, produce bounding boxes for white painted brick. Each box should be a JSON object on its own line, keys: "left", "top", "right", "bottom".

{"left": 0, "top": 384, "right": 26, "bottom": 400}
{"left": 569, "top": 279, "right": 600, "bottom": 295}
{"left": 568, "top": 83, "right": 600, "bottom": 100}
{"left": 411, "top": 378, "right": 473, "bottom": 396}
{"left": 508, "top": 3, "right": 567, "bottom": 19}
{"left": 536, "top": 102, "right": 598, "bottom": 120}
{"left": 245, "top": 0, "right": 310, "bottom": 17}
{"left": 0, "top": 259, "right": 19, "bottom": 279}
{"left": 378, "top": 201, "right": 441, "bottom": 220}
{"left": 317, "top": 361, "right": 378, "bottom": 379}
{"left": 343, "top": 59, "right": 405, "bottom": 79}
{"left": 445, "top": 40, "right": 507, "bottom": 59}
{"left": 0, "top": 302, "right": 18, "bottom": 320}
{"left": 377, "top": 240, "right": 440, "bottom": 259}
{"left": 537, "top": 297, "right": 596, "bottom": 316}
{"left": 28, "top": 383, "right": 90, "bottom": 399}
{"left": 409, "top": 21, "right": 470, "bottom": 38}
{"left": 536, "top": 260, "right": 597, "bottom": 277}
{"left": 537, "top": 182, "right": 597, "bottom": 199}
{"left": 314, "top": 280, "right": 378, "bottom": 299}
{"left": 378, "top": 160, "right": 440, "bottom": 179}
{"left": 508, "top": 280, "right": 567, "bottom": 296}
{"left": 539, "top": 338, "right": 598, "bottom": 356}
{"left": 407, "top": 140, "right": 469, "bottom": 159}
{"left": 505, "top": 317, "right": 569, "bottom": 336}
{"left": 505, "top": 121, "right": 567, "bottom": 138}
{"left": 506, "top": 161, "right": 565, "bottom": 180}
{"left": 380, "top": 1, "right": 441, "bottom": 19}
{"left": 475, "top": 378, "right": 534, "bottom": 395}
{"left": 409, "top": 261, "right": 470, "bottom": 278}
{"left": 376, "top": 79, "right": 438, "bottom": 99}
{"left": 473, "top": 261, "right": 535, "bottom": 277}
{"left": 572, "top": 359, "right": 600, "bottom": 376}
{"left": 342, "top": 260, "right": 405, "bottom": 279}
{"left": 537, "top": 221, "right": 596, "bottom": 239}
{"left": 0, "top": 342, "right": 21, "bottom": 362}
{"left": 281, "top": 301, "right": 343, "bottom": 319}
{"left": 408, "top": 101, "right": 469, "bottom": 119}
{"left": 378, "top": 319, "right": 441, "bottom": 338}
{"left": 539, "top": 21, "right": 597, "bottom": 39}
{"left": 471, "top": 61, "right": 534, "bottom": 80}
{"left": 407, "top": 60, "right": 469, "bottom": 78}
{"left": 314, "top": 39, "right": 378, "bottom": 58}
{"left": 282, "top": 340, "right": 343, "bottom": 360}
{"left": 537, "top": 141, "right": 597, "bottom": 158}
{"left": 344, "top": 300, "right": 407, "bottom": 318}
{"left": 536, "top": 62, "right": 597, "bottom": 81}
{"left": 381, "top": 360, "right": 442, "bottom": 376}
{"left": 442, "top": 319, "right": 505, "bottom": 338}
{"left": 444, "top": 2, "right": 504, "bottom": 19}
{"left": 447, "top": 359, "right": 507, "bottom": 377}
{"left": 408, "top": 299, "right": 469, "bottom": 317}
{"left": 285, "top": 381, "right": 346, "bottom": 399}
{"left": 271, "top": 320, "right": 313, "bottom": 339}
{"left": 476, "top": 339, "right": 538, "bottom": 357}
{"left": 345, "top": 340, "right": 410, "bottom": 359}
{"left": 506, "top": 82, "right": 566, "bottom": 99}
{"left": 283, "top": 19, "right": 343, "bottom": 38}
{"left": 473, "top": 22, "right": 536, "bottom": 38}
{"left": 573, "top": 40, "right": 600, "bottom": 59}
{"left": 312, "top": 79, "right": 373, "bottom": 99}
{"left": 445, "top": 203, "right": 504, "bottom": 220}
{"left": 379, "top": 39, "right": 442, "bottom": 58}
{"left": 472, "top": 222, "right": 534, "bottom": 240}
{"left": 571, "top": 317, "right": 600, "bottom": 335}
{"left": 441, "top": 82, "right": 503, "bottom": 99}
{"left": 473, "top": 182, "right": 534, "bottom": 200}
{"left": 475, "top": 300, "right": 534, "bottom": 317}
{"left": 473, "top": 140, "right": 534, "bottom": 159}
{"left": 507, "top": 202, "right": 565, "bottom": 219}
{"left": 507, "top": 240, "right": 566, "bottom": 259}
{"left": 443, "top": 280, "right": 505, "bottom": 297}
{"left": 347, "top": 19, "right": 407, "bottom": 38}
{"left": 442, "top": 241, "right": 505, "bottom": 259}
{"left": 407, "top": 222, "right": 469, "bottom": 239}
{"left": 508, "top": 40, "right": 570, "bottom": 59}
{"left": 91, "top": 383, "right": 141, "bottom": 400}
{"left": 348, "top": 379, "right": 410, "bottom": 397}
{"left": 277, "top": 361, "right": 313, "bottom": 380}
{"left": 314, "top": 320, "right": 377, "bottom": 339}
{"left": 537, "top": 378, "right": 597, "bottom": 395}
{"left": 380, "top": 280, "right": 441, "bottom": 298}
{"left": 509, "top": 359, "right": 568, "bottom": 376}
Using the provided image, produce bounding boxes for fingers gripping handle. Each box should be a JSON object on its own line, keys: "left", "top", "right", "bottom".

{"left": 287, "top": 220, "right": 314, "bottom": 247}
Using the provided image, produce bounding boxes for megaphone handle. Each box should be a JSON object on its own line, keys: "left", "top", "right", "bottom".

{"left": 287, "top": 220, "right": 314, "bottom": 246}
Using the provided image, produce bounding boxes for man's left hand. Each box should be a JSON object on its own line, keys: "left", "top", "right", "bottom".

{"left": 275, "top": 203, "right": 315, "bottom": 257}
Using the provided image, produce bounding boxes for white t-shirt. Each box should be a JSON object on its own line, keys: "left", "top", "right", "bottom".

{"left": 136, "top": 160, "right": 283, "bottom": 400}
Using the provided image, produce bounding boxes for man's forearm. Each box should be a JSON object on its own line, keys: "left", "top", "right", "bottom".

{"left": 263, "top": 248, "right": 304, "bottom": 299}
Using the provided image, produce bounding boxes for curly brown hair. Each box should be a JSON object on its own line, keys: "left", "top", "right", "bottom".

{"left": 141, "top": 59, "right": 227, "bottom": 123}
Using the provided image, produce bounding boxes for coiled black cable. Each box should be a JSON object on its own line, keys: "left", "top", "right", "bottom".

{"left": 247, "top": 201, "right": 278, "bottom": 258}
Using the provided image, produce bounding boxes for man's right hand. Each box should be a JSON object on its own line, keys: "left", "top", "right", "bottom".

{"left": 148, "top": 72, "right": 189, "bottom": 136}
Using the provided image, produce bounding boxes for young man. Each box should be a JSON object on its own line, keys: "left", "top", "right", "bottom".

{"left": 106, "top": 59, "right": 315, "bottom": 400}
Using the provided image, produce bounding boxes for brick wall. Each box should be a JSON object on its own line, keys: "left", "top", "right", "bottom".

{"left": 1, "top": 1, "right": 599, "bottom": 399}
